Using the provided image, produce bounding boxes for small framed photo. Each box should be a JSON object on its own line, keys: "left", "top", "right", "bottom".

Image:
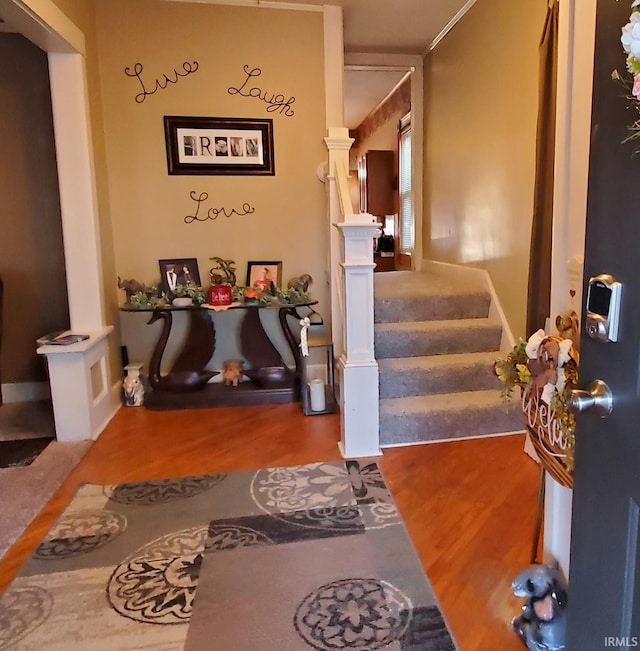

{"left": 164, "top": 116, "right": 275, "bottom": 176}
{"left": 246, "top": 261, "right": 282, "bottom": 291}
{"left": 159, "top": 258, "right": 201, "bottom": 294}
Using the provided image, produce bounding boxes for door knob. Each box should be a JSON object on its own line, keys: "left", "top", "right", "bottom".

{"left": 568, "top": 380, "right": 613, "bottom": 417}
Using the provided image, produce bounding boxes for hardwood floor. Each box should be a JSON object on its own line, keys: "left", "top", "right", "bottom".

{"left": 0, "top": 404, "right": 538, "bottom": 650}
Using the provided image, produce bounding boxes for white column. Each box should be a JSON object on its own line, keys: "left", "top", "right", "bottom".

{"left": 48, "top": 52, "right": 105, "bottom": 330}
{"left": 335, "top": 216, "right": 381, "bottom": 458}
{"left": 323, "top": 5, "right": 344, "bottom": 129}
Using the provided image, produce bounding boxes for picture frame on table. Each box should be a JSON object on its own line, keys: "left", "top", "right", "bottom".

{"left": 246, "top": 261, "right": 282, "bottom": 293}
{"left": 163, "top": 116, "right": 275, "bottom": 176}
{"left": 159, "top": 258, "right": 201, "bottom": 295}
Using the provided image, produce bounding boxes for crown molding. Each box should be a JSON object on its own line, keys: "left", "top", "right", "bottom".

{"left": 426, "top": 0, "right": 478, "bottom": 55}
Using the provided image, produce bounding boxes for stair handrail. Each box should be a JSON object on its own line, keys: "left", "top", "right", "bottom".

{"left": 334, "top": 157, "right": 355, "bottom": 219}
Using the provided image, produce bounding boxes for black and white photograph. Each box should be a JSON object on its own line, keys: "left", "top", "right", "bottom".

{"left": 230, "top": 137, "right": 244, "bottom": 157}
{"left": 164, "top": 116, "right": 275, "bottom": 175}
{"left": 214, "top": 137, "right": 229, "bottom": 157}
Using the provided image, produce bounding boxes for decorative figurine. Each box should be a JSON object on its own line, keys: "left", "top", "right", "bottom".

{"left": 222, "top": 359, "right": 244, "bottom": 387}
{"left": 243, "top": 287, "right": 261, "bottom": 304}
{"left": 123, "top": 363, "right": 146, "bottom": 406}
{"left": 287, "top": 274, "right": 313, "bottom": 294}
{"left": 512, "top": 564, "right": 567, "bottom": 651}
{"left": 117, "top": 277, "right": 155, "bottom": 302}
{"left": 555, "top": 311, "right": 580, "bottom": 351}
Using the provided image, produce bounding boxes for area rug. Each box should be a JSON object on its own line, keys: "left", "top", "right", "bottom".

{"left": 0, "top": 440, "right": 92, "bottom": 559}
{"left": 0, "top": 437, "right": 53, "bottom": 468}
{"left": 0, "top": 460, "right": 457, "bottom": 650}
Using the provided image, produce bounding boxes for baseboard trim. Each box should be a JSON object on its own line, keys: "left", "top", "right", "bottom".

{"left": 483, "top": 269, "right": 516, "bottom": 352}
{"left": 380, "top": 428, "right": 525, "bottom": 449}
{"left": 420, "top": 258, "right": 487, "bottom": 279}
{"left": 1, "top": 382, "right": 50, "bottom": 403}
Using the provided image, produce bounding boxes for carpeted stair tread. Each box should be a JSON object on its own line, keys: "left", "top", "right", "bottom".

{"left": 379, "top": 351, "right": 501, "bottom": 399}
{"left": 375, "top": 318, "right": 502, "bottom": 359}
{"left": 379, "top": 390, "right": 523, "bottom": 445}
{"left": 374, "top": 269, "right": 492, "bottom": 323}
{"left": 374, "top": 268, "right": 489, "bottom": 297}
{"left": 375, "top": 291, "right": 490, "bottom": 324}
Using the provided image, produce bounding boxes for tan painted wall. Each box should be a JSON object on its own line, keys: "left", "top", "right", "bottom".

{"left": 423, "top": 0, "right": 547, "bottom": 338}
{"left": 0, "top": 34, "right": 69, "bottom": 385}
{"left": 93, "top": 0, "right": 326, "bottom": 368}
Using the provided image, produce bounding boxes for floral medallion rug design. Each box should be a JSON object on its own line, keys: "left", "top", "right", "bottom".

{"left": 0, "top": 460, "right": 457, "bottom": 650}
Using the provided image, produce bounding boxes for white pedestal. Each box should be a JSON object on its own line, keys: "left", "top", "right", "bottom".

{"left": 37, "top": 326, "right": 118, "bottom": 441}
{"left": 334, "top": 215, "right": 381, "bottom": 458}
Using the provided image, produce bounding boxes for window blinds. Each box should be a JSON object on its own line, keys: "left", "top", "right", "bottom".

{"left": 399, "top": 123, "right": 414, "bottom": 254}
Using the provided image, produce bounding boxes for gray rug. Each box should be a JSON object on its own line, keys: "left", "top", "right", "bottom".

{"left": 0, "top": 460, "right": 457, "bottom": 650}
{"left": 0, "top": 440, "right": 91, "bottom": 559}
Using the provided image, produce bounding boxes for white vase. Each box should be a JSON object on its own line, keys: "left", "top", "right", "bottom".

{"left": 123, "top": 363, "right": 145, "bottom": 406}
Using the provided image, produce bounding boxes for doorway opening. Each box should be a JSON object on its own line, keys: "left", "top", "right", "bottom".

{"left": 343, "top": 58, "right": 423, "bottom": 271}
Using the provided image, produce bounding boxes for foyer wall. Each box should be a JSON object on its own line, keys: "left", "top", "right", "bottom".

{"left": 423, "top": 0, "right": 547, "bottom": 339}
{"left": 93, "top": 0, "right": 327, "bottom": 367}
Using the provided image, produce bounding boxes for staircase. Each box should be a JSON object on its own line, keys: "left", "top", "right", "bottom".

{"left": 374, "top": 266, "right": 522, "bottom": 446}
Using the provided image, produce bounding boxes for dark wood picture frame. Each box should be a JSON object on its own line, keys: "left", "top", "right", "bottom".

{"left": 246, "top": 261, "right": 283, "bottom": 289}
{"left": 159, "top": 258, "right": 201, "bottom": 295}
{"left": 164, "top": 116, "right": 275, "bottom": 176}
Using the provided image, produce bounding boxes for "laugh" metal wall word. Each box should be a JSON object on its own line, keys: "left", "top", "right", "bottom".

{"left": 228, "top": 65, "right": 295, "bottom": 117}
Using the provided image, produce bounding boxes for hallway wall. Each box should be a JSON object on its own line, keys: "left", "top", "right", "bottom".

{"left": 423, "top": 0, "right": 547, "bottom": 339}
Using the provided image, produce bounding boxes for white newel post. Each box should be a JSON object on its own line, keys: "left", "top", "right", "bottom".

{"left": 335, "top": 216, "right": 381, "bottom": 458}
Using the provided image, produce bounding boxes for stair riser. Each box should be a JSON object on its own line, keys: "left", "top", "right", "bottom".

{"left": 379, "top": 402, "right": 522, "bottom": 446}
{"left": 374, "top": 293, "right": 490, "bottom": 324}
{"left": 375, "top": 326, "right": 502, "bottom": 359}
{"left": 379, "top": 363, "right": 501, "bottom": 399}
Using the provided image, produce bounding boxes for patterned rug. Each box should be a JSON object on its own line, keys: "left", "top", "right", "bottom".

{"left": 0, "top": 460, "right": 457, "bottom": 650}
{"left": 0, "top": 437, "right": 53, "bottom": 468}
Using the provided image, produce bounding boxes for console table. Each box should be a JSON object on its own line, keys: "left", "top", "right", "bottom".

{"left": 120, "top": 301, "right": 316, "bottom": 410}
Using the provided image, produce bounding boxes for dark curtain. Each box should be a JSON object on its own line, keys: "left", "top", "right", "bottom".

{"left": 526, "top": 0, "right": 559, "bottom": 336}
{"left": 0, "top": 275, "right": 3, "bottom": 406}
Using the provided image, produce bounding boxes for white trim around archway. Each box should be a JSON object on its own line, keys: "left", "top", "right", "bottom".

{"left": 2, "top": 0, "right": 119, "bottom": 441}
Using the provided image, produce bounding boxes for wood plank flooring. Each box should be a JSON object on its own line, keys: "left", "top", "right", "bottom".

{"left": 0, "top": 404, "right": 538, "bottom": 651}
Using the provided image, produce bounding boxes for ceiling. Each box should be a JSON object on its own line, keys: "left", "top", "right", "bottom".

{"left": 0, "top": 0, "right": 475, "bottom": 128}
{"left": 265, "top": 0, "right": 474, "bottom": 54}
{"left": 262, "top": 0, "right": 475, "bottom": 129}
{"left": 343, "top": 68, "right": 408, "bottom": 129}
